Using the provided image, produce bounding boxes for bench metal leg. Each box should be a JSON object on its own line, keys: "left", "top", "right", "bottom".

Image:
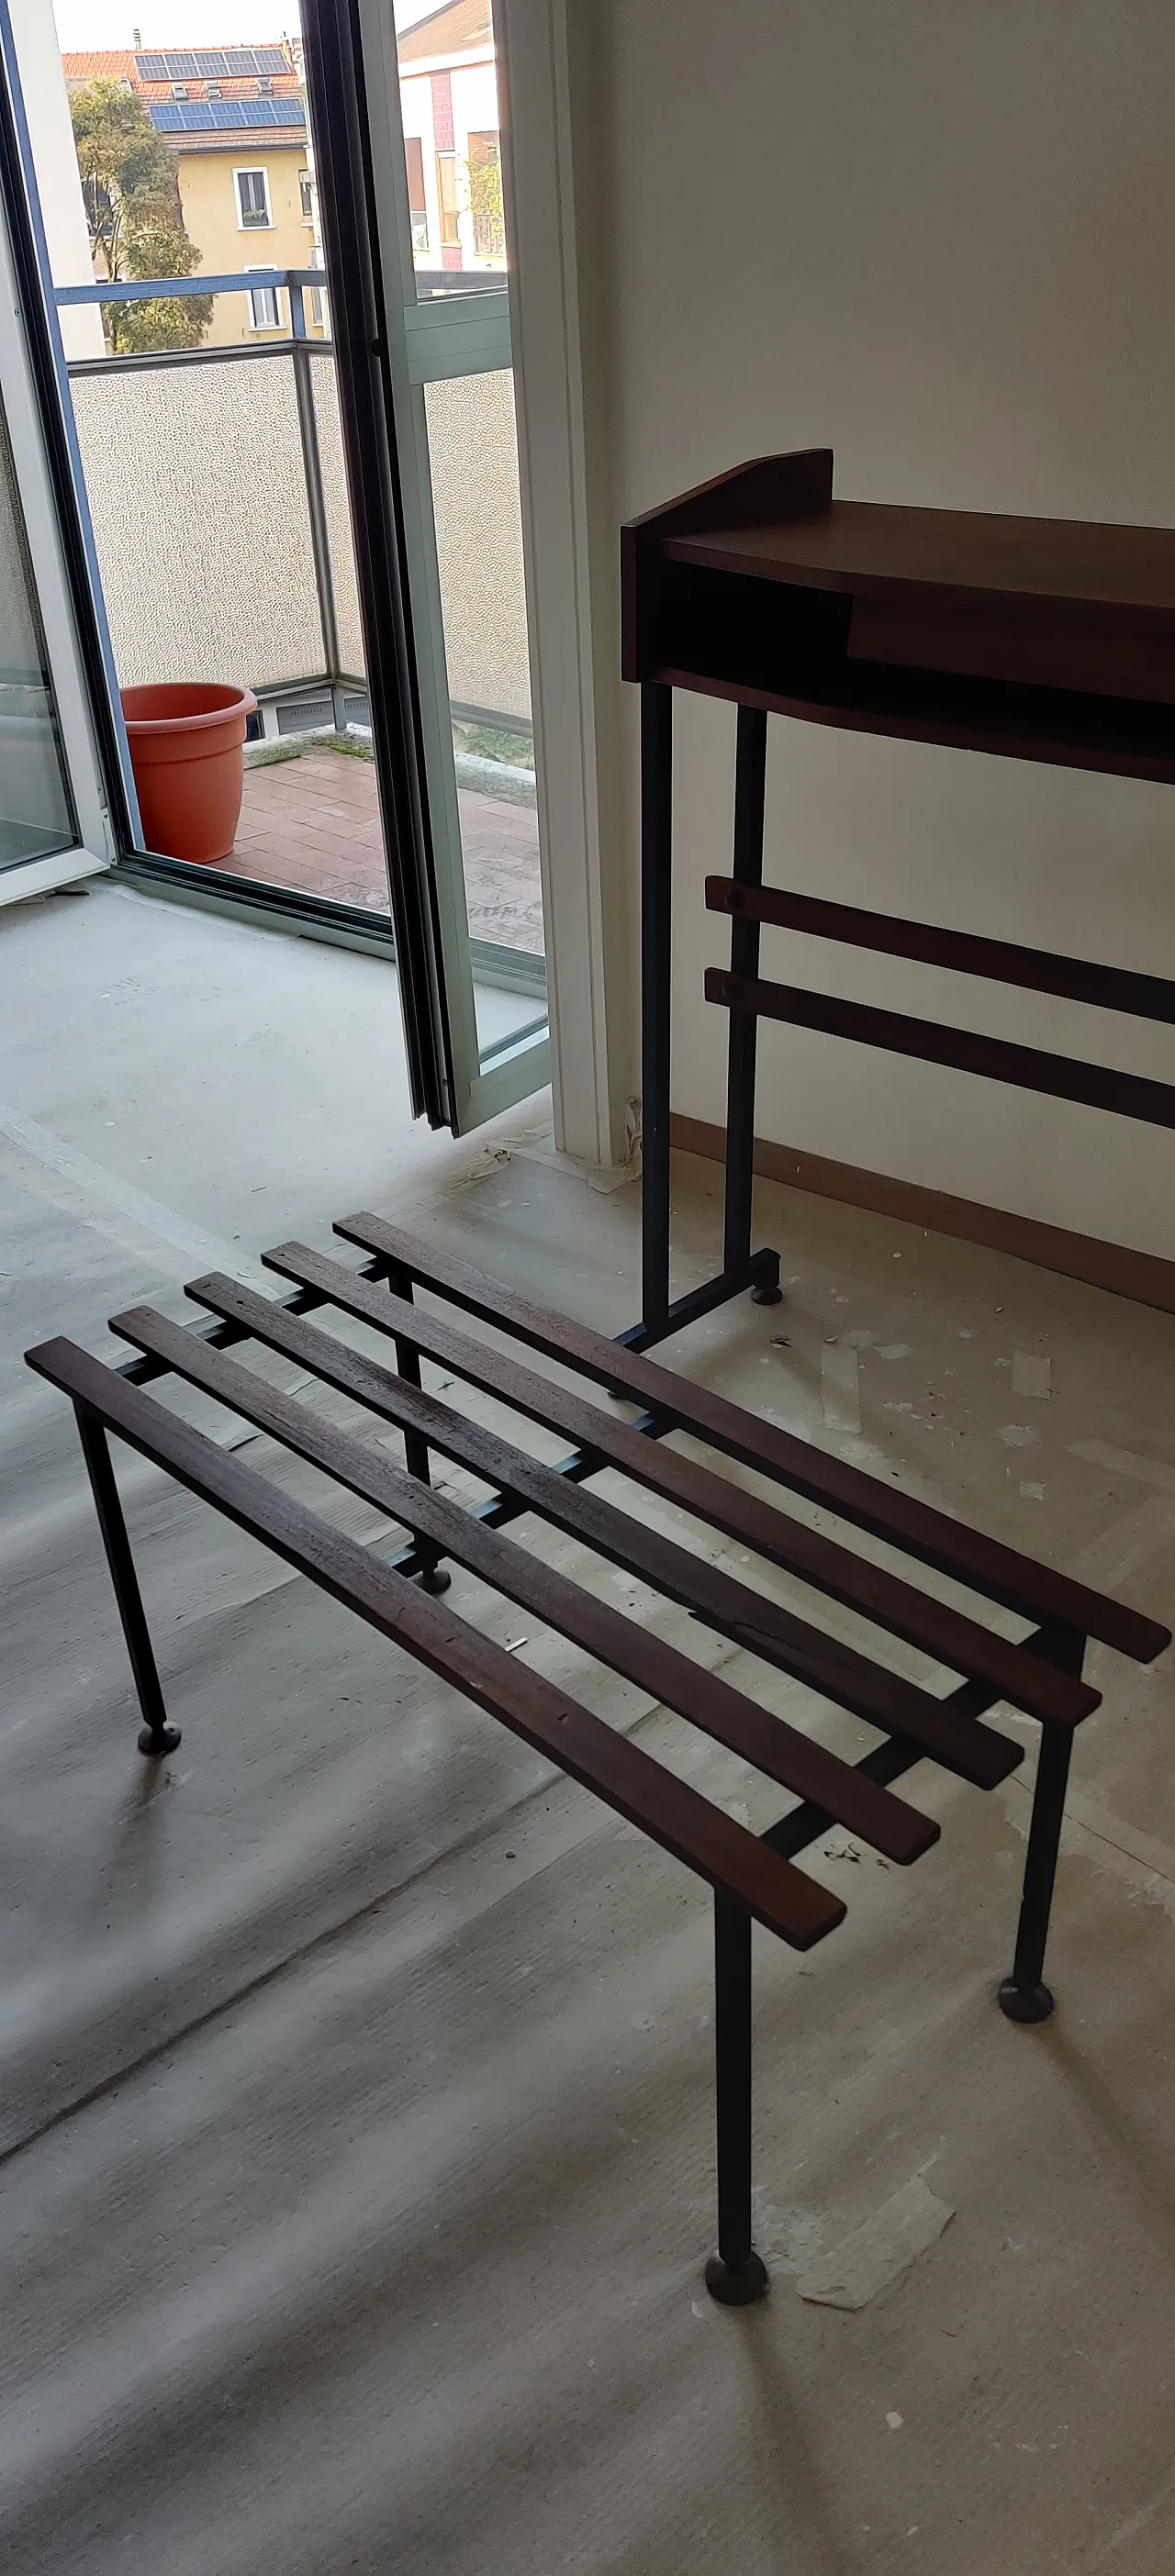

{"left": 705, "top": 1890, "right": 769, "bottom": 2303}
{"left": 999, "top": 1628, "right": 1084, "bottom": 2024}
{"left": 641, "top": 681, "right": 674, "bottom": 1338}
{"left": 723, "top": 706, "right": 781, "bottom": 1309}
{"left": 387, "top": 1270, "right": 451, "bottom": 1596}
{"left": 75, "top": 1405, "right": 181, "bottom": 1756}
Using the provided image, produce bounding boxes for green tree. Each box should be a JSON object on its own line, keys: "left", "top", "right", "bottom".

{"left": 465, "top": 136, "right": 505, "bottom": 259}
{"left": 69, "top": 81, "right": 213, "bottom": 354}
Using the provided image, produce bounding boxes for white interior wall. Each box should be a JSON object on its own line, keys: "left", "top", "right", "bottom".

{"left": 582, "top": 0, "right": 1175, "bottom": 1256}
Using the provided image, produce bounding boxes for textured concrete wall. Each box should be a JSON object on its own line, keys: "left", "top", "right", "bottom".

{"left": 425, "top": 369, "right": 531, "bottom": 725}
{"left": 70, "top": 354, "right": 531, "bottom": 727}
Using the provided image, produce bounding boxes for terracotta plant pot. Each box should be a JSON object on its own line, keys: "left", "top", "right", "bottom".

{"left": 120, "top": 682, "right": 258, "bottom": 866}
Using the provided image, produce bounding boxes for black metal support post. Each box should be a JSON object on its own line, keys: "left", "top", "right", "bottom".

{"left": 704, "top": 1890, "right": 769, "bottom": 2304}
{"left": 641, "top": 683, "right": 674, "bottom": 1336}
{"left": 722, "top": 707, "right": 778, "bottom": 1306}
{"left": 385, "top": 1269, "right": 451, "bottom": 1595}
{"left": 999, "top": 1626, "right": 1085, "bottom": 2024}
{"left": 74, "top": 1405, "right": 181, "bottom": 1756}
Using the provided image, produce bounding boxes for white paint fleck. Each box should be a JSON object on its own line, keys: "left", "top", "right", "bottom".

{"left": 878, "top": 1342, "right": 912, "bottom": 1360}
{"left": 1000, "top": 1424, "right": 1036, "bottom": 1447}
{"left": 1013, "top": 1350, "right": 1052, "bottom": 1400}
{"left": 958, "top": 1327, "right": 974, "bottom": 1338}
{"left": 844, "top": 1326, "right": 877, "bottom": 1348}
{"left": 800, "top": 2181, "right": 954, "bottom": 2313}
{"left": 1019, "top": 1481, "right": 1046, "bottom": 1500}
{"left": 887, "top": 2412, "right": 904, "bottom": 2431}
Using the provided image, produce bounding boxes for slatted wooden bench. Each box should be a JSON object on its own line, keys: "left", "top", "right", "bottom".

{"left": 27, "top": 1217, "right": 1169, "bottom": 2303}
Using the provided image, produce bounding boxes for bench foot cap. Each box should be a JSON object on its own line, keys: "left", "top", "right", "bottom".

{"left": 138, "top": 1723, "right": 182, "bottom": 1757}
{"left": 705, "top": 2250, "right": 769, "bottom": 2305}
{"left": 751, "top": 1282, "right": 783, "bottom": 1307}
{"left": 999, "top": 1976, "right": 1054, "bottom": 2024}
{"left": 419, "top": 1566, "right": 452, "bottom": 1595}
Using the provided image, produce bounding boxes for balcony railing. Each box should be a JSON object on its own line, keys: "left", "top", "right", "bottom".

{"left": 52, "top": 269, "right": 532, "bottom": 737}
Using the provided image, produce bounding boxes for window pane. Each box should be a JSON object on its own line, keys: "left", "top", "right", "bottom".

{"left": 423, "top": 368, "right": 545, "bottom": 1002}
{"left": 0, "top": 391, "right": 73, "bottom": 871}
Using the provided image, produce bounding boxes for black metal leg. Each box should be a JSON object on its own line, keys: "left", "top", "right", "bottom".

{"left": 74, "top": 1405, "right": 181, "bottom": 1756}
{"left": 641, "top": 682, "right": 674, "bottom": 1337}
{"left": 388, "top": 1272, "right": 451, "bottom": 1596}
{"left": 705, "top": 1891, "right": 769, "bottom": 2303}
{"left": 723, "top": 707, "right": 778, "bottom": 1307}
{"left": 999, "top": 1628, "right": 1084, "bottom": 2024}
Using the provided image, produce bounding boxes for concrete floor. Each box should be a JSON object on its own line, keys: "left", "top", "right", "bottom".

{"left": 4, "top": 883, "right": 1175, "bottom": 2573}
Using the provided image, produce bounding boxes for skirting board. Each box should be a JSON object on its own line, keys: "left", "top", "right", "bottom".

{"left": 670, "top": 1114, "right": 1175, "bottom": 1321}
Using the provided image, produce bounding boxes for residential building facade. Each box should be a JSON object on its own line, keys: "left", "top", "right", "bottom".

{"left": 62, "top": 43, "right": 319, "bottom": 346}
{"left": 397, "top": 0, "right": 505, "bottom": 275}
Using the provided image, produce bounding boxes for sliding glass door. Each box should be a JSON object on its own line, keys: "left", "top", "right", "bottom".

{"left": 335, "top": 0, "right": 551, "bottom": 1126}
{"left": 0, "top": 0, "right": 549, "bottom": 1131}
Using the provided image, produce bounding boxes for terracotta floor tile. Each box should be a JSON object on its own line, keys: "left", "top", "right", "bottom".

{"left": 229, "top": 750, "right": 543, "bottom": 953}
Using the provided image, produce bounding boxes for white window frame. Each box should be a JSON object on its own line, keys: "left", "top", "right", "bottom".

{"left": 352, "top": 0, "right": 624, "bottom": 1149}
{"left": 0, "top": 169, "right": 114, "bottom": 896}
{"left": 244, "top": 269, "right": 283, "bottom": 331}
{"left": 233, "top": 164, "right": 272, "bottom": 230}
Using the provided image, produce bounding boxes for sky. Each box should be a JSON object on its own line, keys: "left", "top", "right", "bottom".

{"left": 52, "top": 0, "right": 436, "bottom": 47}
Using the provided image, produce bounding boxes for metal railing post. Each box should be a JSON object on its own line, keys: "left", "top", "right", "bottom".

{"left": 288, "top": 276, "right": 348, "bottom": 733}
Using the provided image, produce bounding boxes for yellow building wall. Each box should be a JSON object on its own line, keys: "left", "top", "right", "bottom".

{"left": 173, "top": 144, "right": 320, "bottom": 346}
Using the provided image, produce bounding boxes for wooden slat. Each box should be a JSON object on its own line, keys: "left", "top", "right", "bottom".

{"left": 187, "top": 1266, "right": 1026, "bottom": 1788}
{"left": 23, "top": 1336, "right": 845, "bottom": 1953}
{"left": 707, "top": 967, "right": 1175, "bottom": 1135}
{"left": 107, "top": 1302, "right": 941, "bottom": 1867}
{"left": 705, "top": 877, "right": 1175, "bottom": 1029}
{"left": 333, "top": 1213, "right": 1168, "bottom": 1667}
{"left": 262, "top": 1240, "right": 1096, "bottom": 1732}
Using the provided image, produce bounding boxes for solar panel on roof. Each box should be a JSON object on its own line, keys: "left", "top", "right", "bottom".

{"left": 147, "top": 96, "right": 303, "bottom": 133}
{"left": 135, "top": 44, "right": 292, "bottom": 81}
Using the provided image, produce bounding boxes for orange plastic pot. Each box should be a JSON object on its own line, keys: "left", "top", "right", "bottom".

{"left": 120, "top": 682, "right": 258, "bottom": 866}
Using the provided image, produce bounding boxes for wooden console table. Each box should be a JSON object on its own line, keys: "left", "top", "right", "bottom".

{"left": 621, "top": 448, "right": 1175, "bottom": 1343}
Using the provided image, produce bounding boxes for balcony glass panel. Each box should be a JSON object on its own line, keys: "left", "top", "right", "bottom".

{"left": 0, "top": 390, "right": 73, "bottom": 871}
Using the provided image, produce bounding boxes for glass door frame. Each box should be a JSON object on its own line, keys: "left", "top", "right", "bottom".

{"left": 0, "top": 0, "right": 118, "bottom": 899}
{"left": 351, "top": 0, "right": 550, "bottom": 1132}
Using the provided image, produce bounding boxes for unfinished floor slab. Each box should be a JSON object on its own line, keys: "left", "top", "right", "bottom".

{"left": 3, "top": 884, "right": 1175, "bottom": 2573}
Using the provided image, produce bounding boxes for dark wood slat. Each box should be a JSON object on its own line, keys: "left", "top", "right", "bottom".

{"left": 23, "top": 1335, "right": 845, "bottom": 1953}
{"left": 706, "top": 878, "right": 1175, "bottom": 1030}
{"left": 334, "top": 1213, "right": 1167, "bottom": 1667}
{"left": 655, "top": 660, "right": 1175, "bottom": 793}
{"left": 707, "top": 968, "right": 1175, "bottom": 1135}
{"left": 281, "top": 1241, "right": 1095, "bottom": 1730}
{"left": 107, "top": 1302, "right": 940, "bottom": 1867}
{"left": 190, "top": 1263, "right": 1028, "bottom": 1784}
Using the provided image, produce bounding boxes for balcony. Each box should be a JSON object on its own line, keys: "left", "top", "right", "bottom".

{"left": 57, "top": 267, "right": 543, "bottom": 987}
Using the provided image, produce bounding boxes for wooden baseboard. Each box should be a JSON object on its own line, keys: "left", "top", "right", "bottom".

{"left": 670, "top": 1114, "right": 1175, "bottom": 1318}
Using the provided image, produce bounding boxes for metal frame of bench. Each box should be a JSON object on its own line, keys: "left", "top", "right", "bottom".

{"left": 26, "top": 1219, "right": 1169, "bottom": 2303}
